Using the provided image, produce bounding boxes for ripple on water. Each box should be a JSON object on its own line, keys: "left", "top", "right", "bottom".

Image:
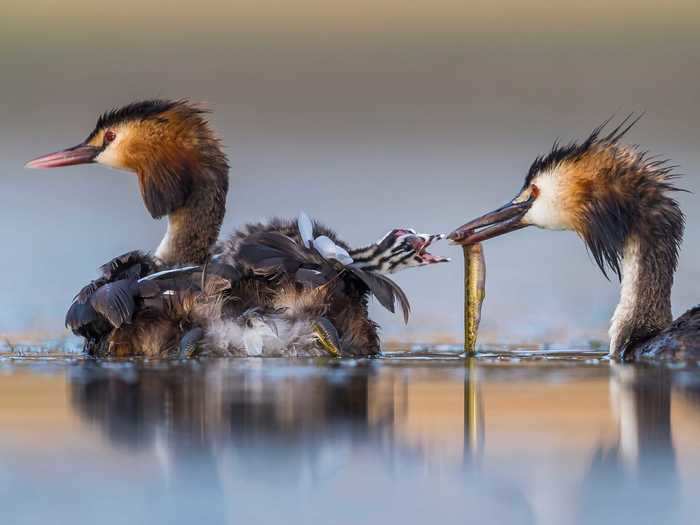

{"left": 1, "top": 341, "right": 699, "bottom": 525}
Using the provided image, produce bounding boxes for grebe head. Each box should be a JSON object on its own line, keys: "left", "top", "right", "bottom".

{"left": 449, "top": 115, "right": 684, "bottom": 280}
{"left": 350, "top": 228, "right": 449, "bottom": 273}
{"left": 26, "top": 99, "right": 228, "bottom": 220}
{"left": 450, "top": 116, "right": 687, "bottom": 357}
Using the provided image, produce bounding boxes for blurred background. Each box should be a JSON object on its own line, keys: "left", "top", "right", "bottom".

{"left": 2, "top": 0, "right": 699, "bottom": 344}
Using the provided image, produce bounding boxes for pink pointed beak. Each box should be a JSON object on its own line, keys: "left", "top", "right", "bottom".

{"left": 25, "top": 143, "right": 101, "bottom": 169}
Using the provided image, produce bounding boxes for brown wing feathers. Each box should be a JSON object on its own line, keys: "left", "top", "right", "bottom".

{"left": 236, "top": 228, "right": 411, "bottom": 322}
{"left": 68, "top": 219, "right": 412, "bottom": 355}
{"left": 66, "top": 251, "right": 157, "bottom": 336}
{"left": 66, "top": 252, "right": 240, "bottom": 341}
{"left": 346, "top": 267, "right": 411, "bottom": 324}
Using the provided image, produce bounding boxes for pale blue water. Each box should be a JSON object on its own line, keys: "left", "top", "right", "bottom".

{"left": 1, "top": 350, "right": 699, "bottom": 525}
{"left": 2, "top": 8, "right": 700, "bottom": 523}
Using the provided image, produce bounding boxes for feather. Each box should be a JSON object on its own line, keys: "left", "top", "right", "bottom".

{"left": 238, "top": 232, "right": 321, "bottom": 273}
{"left": 295, "top": 268, "right": 328, "bottom": 287}
{"left": 313, "top": 236, "right": 354, "bottom": 265}
{"left": 65, "top": 302, "right": 100, "bottom": 331}
{"left": 347, "top": 267, "right": 411, "bottom": 323}
{"left": 199, "top": 273, "right": 233, "bottom": 295}
{"left": 88, "top": 99, "right": 185, "bottom": 143}
{"left": 139, "top": 265, "right": 200, "bottom": 281}
{"left": 205, "top": 262, "right": 241, "bottom": 283}
{"left": 602, "top": 113, "right": 644, "bottom": 144}
{"left": 98, "top": 250, "right": 154, "bottom": 280}
{"left": 66, "top": 252, "right": 156, "bottom": 336}
{"left": 135, "top": 279, "right": 161, "bottom": 298}
{"left": 75, "top": 281, "right": 101, "bottom": 304}
{"left": 380, "top": 273, "right": 411, "bottom": 324}
{"left": 137, "top": 263, "right": 239, "bottom": 296}
{"left": 89, "top": 279, "right": 138, "bottom": 328}
{"left": 138, "top": 164, "right": 193, "bottom": 219}
{"left": 140, "top": 295, "right": 166, "bottom": 312}
{"left": 297, "top": 211, "right": 314, "bottom": 248}
{"left": 524, "top": 115, "right": 645, "bottom": 189}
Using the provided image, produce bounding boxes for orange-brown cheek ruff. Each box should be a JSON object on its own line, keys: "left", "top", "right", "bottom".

{"left": 100, "top": 116, "right": 205, "bottom": 219}
{"left": 128, "top": 144, "right": 196, "bottom": 219}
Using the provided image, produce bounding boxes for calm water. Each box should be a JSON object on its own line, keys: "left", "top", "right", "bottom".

{"left": 2, "top": 349, "right": 699, "bottom": 525}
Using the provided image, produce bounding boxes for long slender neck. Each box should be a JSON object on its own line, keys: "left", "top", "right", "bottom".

{"left": 155, "top": 168, "right": 228, "bottom": 265}
{"left": 348, "top": 243, "right": 397, "bottom": 273}
{"left": 609, "top": 234, "right": 674, "bottom": 356}
{"left": 348, "top": 243, "right": 379, "bottom": 265}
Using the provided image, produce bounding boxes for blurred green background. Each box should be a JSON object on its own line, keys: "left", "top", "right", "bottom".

{"left": 1, "top": 0, "right": 699, "bottom": 343}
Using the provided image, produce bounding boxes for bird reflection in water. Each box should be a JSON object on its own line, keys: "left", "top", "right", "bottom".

{"left": 578, "top": 366, "right": 681, "bottom": 524}
{"left": 69, "top": 360, "right": 401, "bottom": 522}
{"left": 70, "top": 361, "right": 395, "bottom": 458}
{"left": 66, "top": 359, "right": 534, "bottom": 524}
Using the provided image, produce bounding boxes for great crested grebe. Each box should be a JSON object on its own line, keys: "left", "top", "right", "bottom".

{"left": 26, "top": 99, "right": 448, "bottom": 357}
{"left": 449, "top": 116, "right": 699, "bottom": 361}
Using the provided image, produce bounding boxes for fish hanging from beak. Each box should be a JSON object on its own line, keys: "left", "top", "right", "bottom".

{"left": 463, "top": 244, "right": 486, "bottom": 354}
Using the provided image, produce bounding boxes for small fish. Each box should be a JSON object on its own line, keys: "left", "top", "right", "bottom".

{"left": 463, "top": 243, "right": 486, "bottom": 354}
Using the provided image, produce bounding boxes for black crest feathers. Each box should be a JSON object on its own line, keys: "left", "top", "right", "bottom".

{"left": 524, "top": 114, "right": 685, "bottom": 281}
{"left": 86, "top": 99, "right": 189, "bottom": 142}
{"left": 523, "top": 113, "right": 645, "bottom": 190}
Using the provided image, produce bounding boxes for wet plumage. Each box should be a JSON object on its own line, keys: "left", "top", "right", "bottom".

{"left": 449, "top": 116, "right": 698, "bottom": 361}
{"left": 28, "top": 99, "right": 448, "bottom": 357}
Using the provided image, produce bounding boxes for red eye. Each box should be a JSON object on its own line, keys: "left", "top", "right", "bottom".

{"left": 531, "top": 184, "right": 540, "bottom": 198}
{"left": 103, "top": 130, "right": 116, "bottom": 144}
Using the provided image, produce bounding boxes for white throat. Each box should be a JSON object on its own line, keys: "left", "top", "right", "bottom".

{"left": 608, "top": 236, "right": 642, "bottom": 357}
{"left": 154, "top": 217, "right": 175, "bottom": 262}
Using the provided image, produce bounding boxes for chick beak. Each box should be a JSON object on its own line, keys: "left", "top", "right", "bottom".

{"left": 406, "top": 234, "right": 450, "bottom": 264}
{"left": 25, "top": 143, "right": 101, "bottom": 169}
{"left": 448, "top": 197, "right": 534, "bottom": 245}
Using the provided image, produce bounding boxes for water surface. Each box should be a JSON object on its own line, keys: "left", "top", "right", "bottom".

{"left": 2, "top": 350, "right": 699, "bottom": 524}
